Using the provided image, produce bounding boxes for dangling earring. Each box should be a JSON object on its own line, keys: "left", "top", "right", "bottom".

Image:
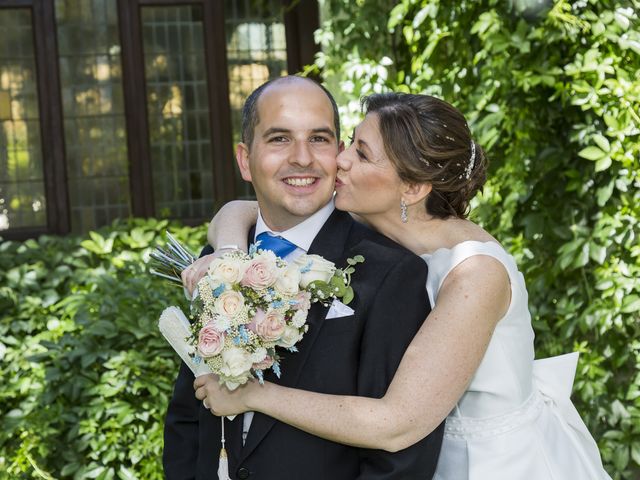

{"left": 400, "top": 199, "right": 408, "bottom": 223}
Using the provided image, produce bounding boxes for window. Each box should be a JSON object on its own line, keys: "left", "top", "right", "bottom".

{"left": 0, "top": 0, "right": 318, "bottom": 239}
{"left": 0, "top": 8, "right": 47, "bottom": 231}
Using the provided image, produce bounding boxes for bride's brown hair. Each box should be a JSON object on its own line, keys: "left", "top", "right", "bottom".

{"left": 362, "top": 93, "right": 487, "bottom": 219}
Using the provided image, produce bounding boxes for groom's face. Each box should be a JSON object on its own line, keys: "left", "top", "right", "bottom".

{"left": 236, "top": 80, "right": 340, "bottom": 231}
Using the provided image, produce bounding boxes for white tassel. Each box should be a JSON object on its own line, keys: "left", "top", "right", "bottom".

{"left": 218, "top": 417, "right": 231, "bottom": 480}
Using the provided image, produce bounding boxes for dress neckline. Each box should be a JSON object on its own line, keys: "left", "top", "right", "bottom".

{"left": 420, "top": 240, "right": 503, "bottom": 259}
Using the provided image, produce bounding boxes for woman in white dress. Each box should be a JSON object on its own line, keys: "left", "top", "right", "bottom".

{"left": 191, "top": 92, "right": 611, "bottom": 479}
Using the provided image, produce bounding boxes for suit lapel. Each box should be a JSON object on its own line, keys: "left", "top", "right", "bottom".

{"left": 239, "top": 210, "right": 354, "bottom": 461}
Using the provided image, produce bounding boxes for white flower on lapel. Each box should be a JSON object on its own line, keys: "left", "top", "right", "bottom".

{"left": 294, "top": 254, "right": 336, "bottom": 287}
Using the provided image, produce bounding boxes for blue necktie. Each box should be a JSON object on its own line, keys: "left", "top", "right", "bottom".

{"left": 256, "top": 232, "right": 298, "bottom": 258}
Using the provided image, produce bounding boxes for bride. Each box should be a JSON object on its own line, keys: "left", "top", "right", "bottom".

{"left": 189, "top": 92, "right": 611, "bottom": 479}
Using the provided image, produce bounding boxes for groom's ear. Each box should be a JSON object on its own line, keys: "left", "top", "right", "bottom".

{"left": 236, "top": 143, "right": 252, "bottom": 182}
{"left": 403, "top": 182, "right": 432, "bottom": 206}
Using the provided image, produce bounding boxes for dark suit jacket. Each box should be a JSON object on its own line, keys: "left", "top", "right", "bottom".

{"left": 163, "top": 209, "right": 444, "bottom": 479}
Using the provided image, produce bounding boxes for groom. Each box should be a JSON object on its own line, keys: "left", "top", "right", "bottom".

{"left": 163, "top": 76, "right": 444, "bottom": 479}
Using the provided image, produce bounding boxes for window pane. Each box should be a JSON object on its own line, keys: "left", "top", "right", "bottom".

{"left": 142, "top": 5, "right": 214, "bottom": 220}
{"left": 55, "top": 0, "right": 131, "bottom": 233}
{"left": 0, "top": 8, "right": 46, "bottom": 231}
{"left": 224, "top": 0, "right": 288, "bottom": 198}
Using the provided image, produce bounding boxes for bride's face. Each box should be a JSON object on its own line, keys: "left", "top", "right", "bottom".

{"left": 334, "top": 113, "right": 404, "bottom": 223}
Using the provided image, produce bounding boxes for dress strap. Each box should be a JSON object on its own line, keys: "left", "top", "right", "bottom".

{"left": 422, "top": 241, "right": 518, "bottom": 306}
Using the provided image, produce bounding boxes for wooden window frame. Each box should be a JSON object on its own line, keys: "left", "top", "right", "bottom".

{"left": 1, "top": 0, "right": 69, "bottom": 240}
{"left": 0, "top": 0, "right": 319, "bottom": 239}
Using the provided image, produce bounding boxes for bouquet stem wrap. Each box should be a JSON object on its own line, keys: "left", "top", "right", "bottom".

{"left": 159, "top": 307, "right": 233, "bottom": 480}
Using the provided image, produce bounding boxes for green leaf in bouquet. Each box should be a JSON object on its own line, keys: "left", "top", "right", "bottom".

{"left": 330, "top": 274, "right": 347, "bottom": 296}
{"left": 347, "top": 255, "right": 365, "bottom": 265}
{"left": 342, "top": 286, "right": 354, "bottom": 306}
{"left": 308, "top": 280, "right": 333, "bottom": 301}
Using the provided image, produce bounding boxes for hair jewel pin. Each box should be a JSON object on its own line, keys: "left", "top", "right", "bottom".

{"left": 464, "top": 141, "right": 476, "bottom": 180}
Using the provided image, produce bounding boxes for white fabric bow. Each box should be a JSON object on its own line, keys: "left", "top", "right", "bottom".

{"left": 532, "top": 352, "right": 610, "bottom": 480}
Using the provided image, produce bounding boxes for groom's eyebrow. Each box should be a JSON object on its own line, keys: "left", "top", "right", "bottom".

{"left": 310, "top": 127, "right": 337, "bottom": 139}
{"left": 262, "top": 127, "right": 292, "bottom": 138}
{"left": 262, "top": 126, "right": 336, "bottom": 139}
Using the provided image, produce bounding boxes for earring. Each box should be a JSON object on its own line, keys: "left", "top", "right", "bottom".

{"left": 400, "top": 199, "right": 408, "bottom": 223}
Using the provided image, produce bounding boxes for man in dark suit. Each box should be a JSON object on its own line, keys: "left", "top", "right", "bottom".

{"left": 163, "top": 76, "right": 444, "bottom": 479}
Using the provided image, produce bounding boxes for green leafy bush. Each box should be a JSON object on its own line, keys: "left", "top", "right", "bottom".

{"left": 315, "top": 0, "right": 639, "bottom": 478}
{"left": 0, "top": 219, "right": 207, "bottom": 479}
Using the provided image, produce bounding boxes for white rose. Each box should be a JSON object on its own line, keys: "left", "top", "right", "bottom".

{"left": 294, "top": 254, "right": 336, "bottom": 288}
{"left": 213, "top": 315, "right": 232, "bottom": 332}
{"left": 277, "top": 325, "right": 304, "bottom": 349}
{"left": 274, "top": 266, "right": 301, "bottom": 296}
{"left": 223, "top": 371, "right": 254, "bottom": 391}
{"left": 293, "top": 291, "right": 312, "bottom": 311}
{"left": 214, "top": 290, "right": 245, "bottom": 317}
{"left": 250, "top": 346, "right": 268, "bottom": 363}
{"left": 220, "top": 347, "right": 254, "bottom": 378}
{"left": 208, "top": 256, "right": 246, "bottom": 284}
{"left": 291, "top": 309, "right": 308, "bottom": 328}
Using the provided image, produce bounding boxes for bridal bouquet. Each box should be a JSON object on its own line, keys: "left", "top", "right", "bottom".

{"left": 151, "top": 234, "right": 363, "bottom": 390}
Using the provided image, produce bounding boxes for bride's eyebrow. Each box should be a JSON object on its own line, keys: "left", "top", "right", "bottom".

{"left": 356, "top": 138, "right": 372, "bottom": 154}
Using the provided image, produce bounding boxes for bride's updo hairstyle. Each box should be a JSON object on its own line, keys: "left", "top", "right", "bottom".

{"left": 362, "top": 93, "right": 487, "bottom": 219}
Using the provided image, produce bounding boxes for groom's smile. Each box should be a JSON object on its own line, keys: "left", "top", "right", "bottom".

{"left": 283, "top": 176, "right": 318, "bottom": 187}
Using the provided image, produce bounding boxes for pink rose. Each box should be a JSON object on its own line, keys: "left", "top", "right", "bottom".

{"left": 248, "top": 309, "right": 286, "bottom": 341}
{"left": 293, "top": 291, "right": 312, "bottom": 311}
{"left": 241, "top": 256, "right": 278, "bottom": 290}
{"left": 252, "top": 354, "right": 275, "bottom": 370}
{"left": 197, "top": 321, "right": 225, "bottom": 358}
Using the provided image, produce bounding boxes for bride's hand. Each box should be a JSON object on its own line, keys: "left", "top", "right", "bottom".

{"left": 181, "top": 253, "right": 217, "bottom": 296}
{"left": 181, "top": 246, "right": 241, "bottom": 295}
{"left": 193, "top": 374, "right": 255, "bottom": 416}
{"left": 183, "top": 200, "right": 257, "bottom": 295}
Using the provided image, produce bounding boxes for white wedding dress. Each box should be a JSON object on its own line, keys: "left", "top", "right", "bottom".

{"left": 422, "top": 241, "right": 611, "bottom": 480}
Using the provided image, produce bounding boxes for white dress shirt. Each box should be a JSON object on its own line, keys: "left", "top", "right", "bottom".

{"left": 242, "top": 200, "right": 335, "bottom": 444}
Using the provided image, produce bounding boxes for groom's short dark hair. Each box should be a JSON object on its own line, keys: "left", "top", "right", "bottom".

{"left": 241, "top": 76, "right": 341, "bottom": 148}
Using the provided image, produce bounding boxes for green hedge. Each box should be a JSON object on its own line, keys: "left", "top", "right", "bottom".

{"left": 0, "top": 219, "right": 206, "bottom": 479}
{"left": 313, "top": 0, "right": 639, "bottom": 478}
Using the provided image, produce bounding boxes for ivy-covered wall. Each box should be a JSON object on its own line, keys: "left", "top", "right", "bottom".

{"left": 313, "top": 0, "right": 639, "bottom": 477}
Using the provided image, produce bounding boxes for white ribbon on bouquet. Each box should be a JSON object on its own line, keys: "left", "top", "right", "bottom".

{"left": 159, "top": 306, "right": 233, "bottom": 480}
